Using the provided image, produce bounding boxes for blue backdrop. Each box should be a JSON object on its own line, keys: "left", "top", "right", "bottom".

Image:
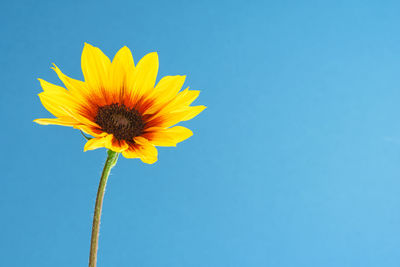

{"left": 1, "top": 0, "right": 400, "bottom": 266}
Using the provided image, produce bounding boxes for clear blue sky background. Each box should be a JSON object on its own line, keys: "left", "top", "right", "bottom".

{"left": 1, "top": 0, "right": 400, "bottom": 266}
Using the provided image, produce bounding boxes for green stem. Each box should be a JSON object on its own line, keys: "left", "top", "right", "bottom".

{"left": 89, "top": 150, "right": 119, "bottom": 267}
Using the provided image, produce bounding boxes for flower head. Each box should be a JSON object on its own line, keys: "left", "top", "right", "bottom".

{"left": 35, "top": 43, "right": 205, "bottom": 164}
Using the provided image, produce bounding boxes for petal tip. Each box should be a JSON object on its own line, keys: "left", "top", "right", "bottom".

{"left": 147, "top": 51, "right": 159, "bottom": 60}
{"left": 33, "top": 118, "right": 50, "bottom": 125}
{"left": 141, "top": 157, "right": 158, "bottom": 164}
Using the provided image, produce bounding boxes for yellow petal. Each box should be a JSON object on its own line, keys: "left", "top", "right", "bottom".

{"left": 133, "top": 136, "right": 149, "bottom": 145}
{"left": 143, "top": 75, "right": 186, "bottom": 114}
{"left": 152, "top": 88, "right": 200, "bottom": 115}
{"left": 81, "top": 43, "right": 111, "bottom": 93}
{"left": 174, "top": 89, "right": 200, "bottom": 107}
{"left": 104, "top": 134, "right": 129, "bottom": 152}
{"left": 51, "top": 64, "right": 92, "bottom": 105}
{"left": 74, "top": 124, "right": 106, "bottom": 138}
{"left": 122, "top": 139, "right": 157, "bottom": 163}
{"left": 122, "top": 146, "right": 140, "bottom": 159}
{"left": 143, "top": 126, "right": 193, "bottom": 146}
{"left": 129, "top": 52, "right": 158, "bottom": 102}
{"left": 109, "top": 46, "right": 135, "bottom": 102}
{"left": 113, "top": 139, "right": 129, "bottom": 152}
{"left": 137, "top": 144, "right": 158, "bottom": 164}
{"left": 38, "top": 92, "right": 78, "bottom": 118}
{"left": 148, "top": 105, "right": 206, "bottom": 128}
{"left": 84, "top": 136, "right": 107, "bottom": 151}
{"left": 132, "top": 137, "right": 158, "bottom": 164}
{"left": 38, "top": 91, "right": 98, "bottom": 129}
{"left": 38, "top": 78, "right": 68, "bottom": 94}
{"left": 34, "top": 117, "right": 79, "bottom": 126}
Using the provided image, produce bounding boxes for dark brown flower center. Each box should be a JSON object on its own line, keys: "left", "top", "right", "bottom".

{"left": 95, "top": 103, "right": 144, "bottom": 141}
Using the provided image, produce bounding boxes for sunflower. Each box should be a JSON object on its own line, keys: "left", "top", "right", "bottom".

{"left": 34, "top": 43, "right": 205, "bottom": 164}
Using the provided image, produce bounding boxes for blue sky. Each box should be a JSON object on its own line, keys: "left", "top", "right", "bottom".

{"left": 1, "top": 0, "right": 400, "bottom": 266}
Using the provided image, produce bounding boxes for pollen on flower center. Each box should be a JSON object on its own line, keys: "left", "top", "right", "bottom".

{"left": 95, "top": 103, "right": 144, "bottom": 141}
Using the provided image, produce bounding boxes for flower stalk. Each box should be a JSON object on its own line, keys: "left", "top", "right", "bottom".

{"left": 89, "top": 150, "right": 119, "bottom": 267}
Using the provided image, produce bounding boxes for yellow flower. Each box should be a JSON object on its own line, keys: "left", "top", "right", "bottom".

{"left": 34, "top": 43, "right": 205, "bottom": 164}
